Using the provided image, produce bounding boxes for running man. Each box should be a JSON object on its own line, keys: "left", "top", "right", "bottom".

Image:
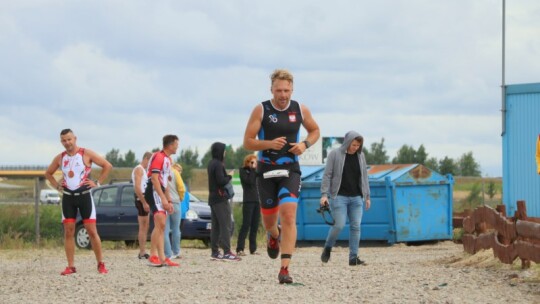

{"left": 145, "top": 134, "right": 179, "bottom": 267}
{"left": 243, "top": 69, "right": 320, "bottom": 284}
{"left": 44, "top": 128, "right": 112, "bottom": 275}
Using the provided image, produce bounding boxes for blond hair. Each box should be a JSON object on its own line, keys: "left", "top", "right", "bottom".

{"left": 270, "top": 69, "right": 293, "bottom": 85}
{"left": 243, "top": 154, "right": 257, "bottom": 167}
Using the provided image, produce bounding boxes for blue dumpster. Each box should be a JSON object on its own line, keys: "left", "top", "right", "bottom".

{"left": 298, "top": 164, "right": 454, "bottom": 244}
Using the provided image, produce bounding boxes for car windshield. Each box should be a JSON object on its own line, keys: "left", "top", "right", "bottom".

{"left": 48, "top": 193, "right": 59, "bottom": 198}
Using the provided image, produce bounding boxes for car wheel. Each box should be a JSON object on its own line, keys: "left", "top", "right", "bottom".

{"left": 75, "top": 225, "right": 91, "bottom": 249}
{"left": 202, "top": 238, "right": 210, "bottom": 247}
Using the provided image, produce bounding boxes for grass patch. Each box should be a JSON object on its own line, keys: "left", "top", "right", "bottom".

{"left": 0, "top": 204, "right": 63, "bottom": 249}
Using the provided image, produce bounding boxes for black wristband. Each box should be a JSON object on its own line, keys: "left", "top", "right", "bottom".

{"left": 303, "top": 140, "right": 311, "bottom": 149}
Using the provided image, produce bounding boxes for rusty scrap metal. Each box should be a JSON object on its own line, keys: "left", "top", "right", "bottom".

{"left": 461, "top": 201, "right": 540, "bottom": 268}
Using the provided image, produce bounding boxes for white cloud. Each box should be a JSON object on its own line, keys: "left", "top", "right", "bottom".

{"left": 1, "top": 0, "right": 539, "bottom": 177}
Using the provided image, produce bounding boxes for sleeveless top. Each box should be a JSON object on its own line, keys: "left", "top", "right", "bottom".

{"left": 131, "top": 164, "right": 148, "bottom": 195}
{"left": 60, "top": 148, "right": 91, "bottom": 191}
{"left": 146, "top": 151, "right": 171, "bottom": 188}
{"left": 258, "top": 99, "right": 303, "bottom": 165}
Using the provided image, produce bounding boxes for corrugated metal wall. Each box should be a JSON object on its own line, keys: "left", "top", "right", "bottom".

{"left": 503, "top": 83, "right": 540, "bottom": 217}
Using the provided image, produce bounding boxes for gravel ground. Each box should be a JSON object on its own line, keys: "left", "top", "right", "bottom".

{"left": 0, "top": 241, "right": 538, "bottom": 304}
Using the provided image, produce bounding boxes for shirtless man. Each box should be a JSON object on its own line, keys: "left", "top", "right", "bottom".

{"left": 132, "top": 151, "right": 152, "bottom": 259}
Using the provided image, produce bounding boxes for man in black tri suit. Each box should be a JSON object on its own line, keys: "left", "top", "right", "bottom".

{"left": 243, "top": 69, "right": 320, "bottom": 284}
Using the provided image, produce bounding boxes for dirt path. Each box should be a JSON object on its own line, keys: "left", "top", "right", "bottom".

{"left": 0, "top": 241, "right": 538, "bottom": 303}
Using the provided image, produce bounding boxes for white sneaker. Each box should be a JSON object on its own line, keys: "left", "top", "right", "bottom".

{"left": 170, "top": 254, "right": 180, "bottom": 259}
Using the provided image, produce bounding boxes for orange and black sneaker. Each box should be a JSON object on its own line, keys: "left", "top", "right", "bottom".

{"left": 163, "top": 258, "right": 179, "bottom": 267}
{"left": 97, "top": 262, "right": 108, "bottom": 274}
{"left": 60, "top": 266, "right": 76, "bottom": 276}
{"left": 148, "top": 255, "right": 163, "bottom": 267}
{"left": 278, "top": 266, "right": 293, "bottom": 284}
{"left": 266, "top": 226, "right": 281, "bottom": 259}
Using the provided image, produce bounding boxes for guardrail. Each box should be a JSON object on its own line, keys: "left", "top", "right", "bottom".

{"left": 0, "top": 165, "right": 49, "bottom": 170}
{"left": 461, "top": 200, "right": 540, "bottom": 269}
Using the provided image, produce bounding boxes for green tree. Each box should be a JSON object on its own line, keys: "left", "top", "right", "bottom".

{"left": 365, "top": 138, "right": 389, "bottom": 164}
{"left": 438, "top": 156, "right": 458, "bottom": 176}
{"left": 177, "top": 147, "right": 200, "bottom": 167}
{"left": 425, "top": 157, "right": 439, "bottom": 172}
{"left": 105, "top": 149, "right": 139, "bottom": 167}
{"left": 105, "top": 148, "right": 123, "bottom": 167}
{"left": 362, "top": 147, "right": 372, "bottom": 164}
{"left": 176, "top": 147, "right": 201, "bottom": 184}
{"left": 416, "top": 144, "right": 427, "bottom": 164}
{"left": 486, "top": 181, "right": 497, "bottom": 199}
{"left": 201, "top": 148, "right": 212, "bottom": 168}
{"left": 465, "top": 183, "right": 483, "bottom": 209}
{"left": 123, "top": 150, "right": 138, "bottom": 167}
{"left": 392, "top": 145, "right": 416, "bottom": 164}
{"left": 458, "top": 151, "right": 481, "bottom": 177}
{"left": 224, "top": 145, "right": 235, "bottom": 168}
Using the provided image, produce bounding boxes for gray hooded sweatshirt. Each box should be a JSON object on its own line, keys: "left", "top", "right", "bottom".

{"left": 320, "top": 131, "right": 370, "bottom": 200}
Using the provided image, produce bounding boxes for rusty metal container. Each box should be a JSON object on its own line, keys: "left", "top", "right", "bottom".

{"left": 298, "top": 164, "right": 454, "bottom": 243}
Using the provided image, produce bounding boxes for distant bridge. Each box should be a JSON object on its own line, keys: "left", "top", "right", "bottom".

{"left": 0, "top": 166, "right": 61, "bottom": 178}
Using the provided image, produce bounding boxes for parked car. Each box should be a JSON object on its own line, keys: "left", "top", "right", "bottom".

{"left": 74, "top": 182, "right": 214, "bottom": 249}
{"left": 40, "top": 189, "right": 61, "bottom": 204}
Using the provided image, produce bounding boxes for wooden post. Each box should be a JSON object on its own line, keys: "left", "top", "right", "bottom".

{"left": 34, "top": 177, "right": 40, "bottom": 246}
{"left": 516, "top": 200, "right": 530, "bottom": 269}
{"left": 496, "top": 205, "right": 506, "bottom": 217}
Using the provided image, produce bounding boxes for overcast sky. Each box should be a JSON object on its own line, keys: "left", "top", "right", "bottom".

{"left": 1, "top": 0, "right": 539, "bottom": 176}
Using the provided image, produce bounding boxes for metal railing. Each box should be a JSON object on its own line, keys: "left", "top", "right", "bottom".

{"left": 0, "top": 165, "right": 49, "bottom": 170}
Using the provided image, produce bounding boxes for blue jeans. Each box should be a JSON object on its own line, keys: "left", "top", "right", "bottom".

{"left": 164, "top": 202, "right": 181, "bottom": 258}
{"left": 324, "top": 195, "right": 364, "bottom": 259}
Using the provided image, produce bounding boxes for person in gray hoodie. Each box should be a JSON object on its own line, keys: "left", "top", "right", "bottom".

{"left": 319, "top": 130, "right": 371, "bottom": 266}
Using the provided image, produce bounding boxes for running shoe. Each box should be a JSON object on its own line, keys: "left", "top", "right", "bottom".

{"left": 349, "top": 256, "right": 366, "bottom": 266}
{"left": 97, "top": 262, "right": 108, "bottom": 274}
{"left": 236, "top": 250, "right": 246, "bottom": 256}
{"left": 163, "top": 258, "right": 180, "bottom": 267}
{"left": 222, "top": 252, "right": 242, "bottom": 261}
{"left": 266, "top": 226, "right": 281, "bottom": 259}
{"left": 148, "top": 255, "right": 163, "bottom": 267}
{"left": 60, "top": 266, "right": 76, "bottom": 276}
{"left": 138, "top": 253, "right": 150, "bottom": 259}
{"left": 278, "top": 266, "right": 293, "bottom": 284}
{"left": 170, "top": 254, "right": 181, "bottom": 259}
{"left": 211, "top": 252, "right": 224, "bottom": 260}
{"left": 321, "top": 246, "right": 331, "bottom": 263}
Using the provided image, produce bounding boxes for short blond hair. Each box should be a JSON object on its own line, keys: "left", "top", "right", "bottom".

{"left": 270, "top": 69, "right": 293, "bottom": 85}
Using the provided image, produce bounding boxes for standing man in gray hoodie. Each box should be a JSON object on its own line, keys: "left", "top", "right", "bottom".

{"left": 319, "top": 130, "right": 371, "bottom": 266}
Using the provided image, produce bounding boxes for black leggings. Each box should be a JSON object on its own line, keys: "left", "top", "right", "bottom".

{"left": 236, "top": 202, "right": 260, "bottom": 253}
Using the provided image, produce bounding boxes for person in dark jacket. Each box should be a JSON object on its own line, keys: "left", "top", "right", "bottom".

{"left": 207, "top": 142, "right": 241, "bottom": 261}
{"left": 236, "top": 154, "right": 260, "bottom": 256}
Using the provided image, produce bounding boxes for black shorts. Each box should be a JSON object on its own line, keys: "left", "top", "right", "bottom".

{"left": 257, "top": 162, "right": 301, "bottom": 215}
{"left": 134, "top": 194, "right": 149, "bottom": 216}
{"left": 144, "top": 183, "right": 167, "bottom": 215}
{"left": 61, "top": 188, "right": 96, "bottom": 224}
